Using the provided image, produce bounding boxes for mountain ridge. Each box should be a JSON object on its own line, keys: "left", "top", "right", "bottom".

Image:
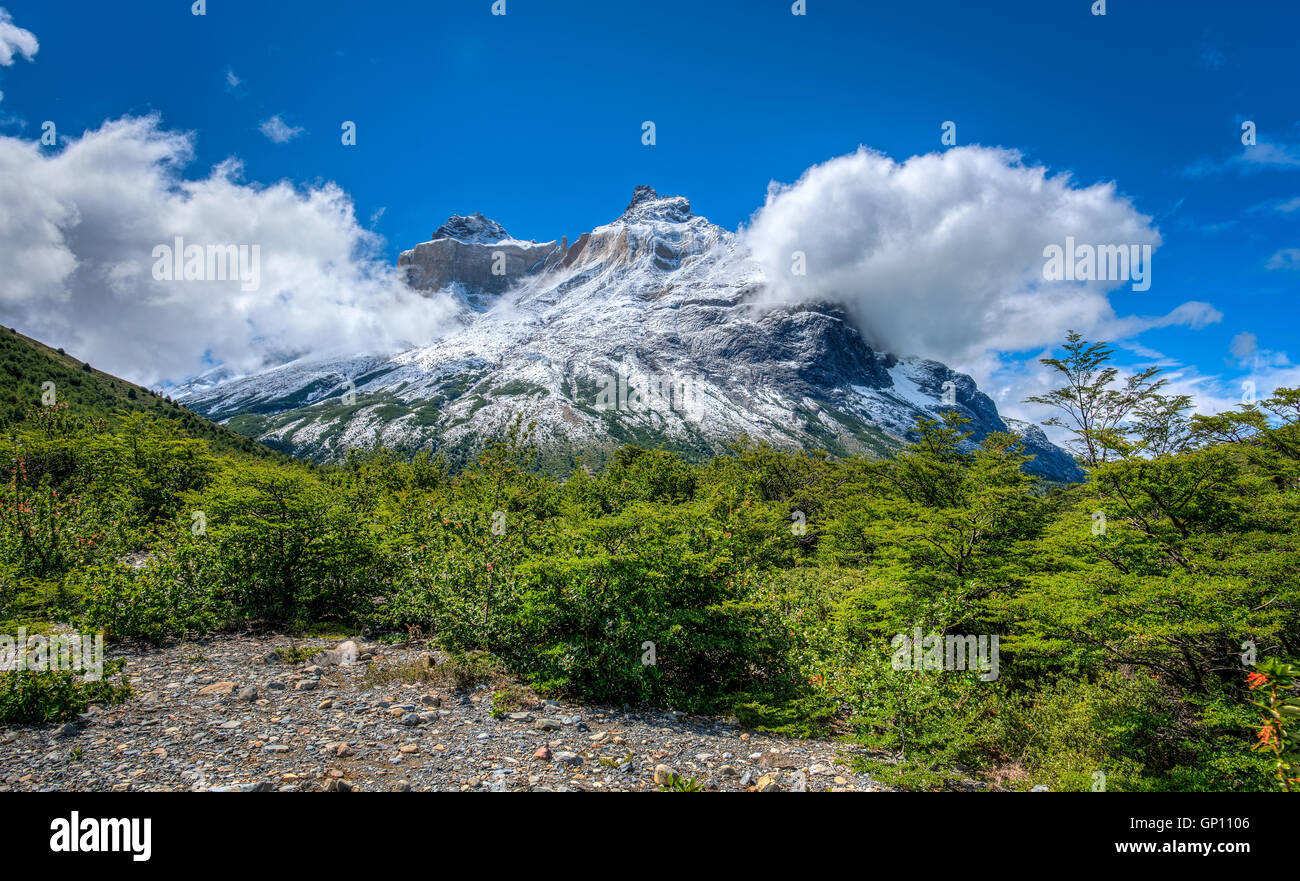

{"left": 175, "top": 187, "right": 1084, "bottom": 481}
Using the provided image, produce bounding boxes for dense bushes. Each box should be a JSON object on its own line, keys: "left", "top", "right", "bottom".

{"left": 1, "top": 340, "right": 1298, "bottom": 790}
{"left": 510, "top": 504, "right": 794, "bottom": 710}
{"left": 0, "top": 662, "right": 132, "bottom": 724}
{"left": 78, "top": 554, "right": 224, "bottom": 645}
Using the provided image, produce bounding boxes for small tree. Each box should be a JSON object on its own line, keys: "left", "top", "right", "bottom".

{"left": 1025, "top": 331, "right": 1166, "bottom": 467}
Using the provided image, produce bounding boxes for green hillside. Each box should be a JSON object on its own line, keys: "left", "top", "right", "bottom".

{"left": 0, "top": 325, "right": 280, "bottom": 459}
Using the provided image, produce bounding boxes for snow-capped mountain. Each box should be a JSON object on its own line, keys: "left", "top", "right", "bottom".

{"left": 174, "top": 186, "right": 1082, "bottom": 481}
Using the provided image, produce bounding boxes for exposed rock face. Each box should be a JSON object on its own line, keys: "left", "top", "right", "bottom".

{"left": 177, "top": 186, "right": 1083, "bottom": 482}
{"left": 397, "top": 213, "right": 561, "bottom": 301}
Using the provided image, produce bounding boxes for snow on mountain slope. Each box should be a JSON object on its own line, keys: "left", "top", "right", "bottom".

{"left": 174, "top": 187, "right": 1083, "bottom": 481}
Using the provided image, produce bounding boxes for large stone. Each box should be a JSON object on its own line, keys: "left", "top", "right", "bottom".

{"left": 310, "top": 641, "right": 359, "bottom": 667}
{"left": 197, "top": 682, "right": 237, "bottom": 696}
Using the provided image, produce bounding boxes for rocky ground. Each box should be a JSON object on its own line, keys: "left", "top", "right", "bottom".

{"left": 0, "top": 635, "right": 890, "bottom": 792}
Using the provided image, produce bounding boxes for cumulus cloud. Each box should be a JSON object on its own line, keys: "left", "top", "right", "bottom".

{"left": 742, "top": 146, "right": 1190, "bottom": 374}
{"left": 0, "top": 7, "right": 36, "bottom": 105}
{"left": 259, "top": 114, "right": 303, "bottom": 143}
{"left": 0, "top": 8, "right": 37, "bottom": 67}
{"left": 0, "top": 114, "right": 459, "bottom": 386}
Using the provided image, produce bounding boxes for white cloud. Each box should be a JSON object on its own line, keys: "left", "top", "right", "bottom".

{"left": 0, "top": 114, "right": 460, "bottom": 386}
{"left": 0, "top": 7, "right": 35, "bottom": 105}
{"left": 1242, "top": 143, "right": 1300, "bottom": 169}
{"left": 1163, "top": 362, "right": 1300, "bottom": 416}
{"left": 1229, "top": 329, "right": 1290, "bottom": 371}
{"left": 738, "top": 146, "right": 1240, "bottom": 438}
{"left": 1184, "top": 142, "right": 1300, "bottom": 177}
{"left": 1267, "top": 247, "right": 1300, "bottom": 270}
{"left": 0, "top": 8, "right": 37, "bottom": 67}
{"left": 741, "top": 146, "right": 1195, "bottom": 376}
{"left": 258, "top": 114, "right": 303, "bottom": 143}
{"left": 225, "top": 68, "right": 241, "bottom": 90}
{"left": 1231, "top": 331, "right": 1259, "bottom": 362}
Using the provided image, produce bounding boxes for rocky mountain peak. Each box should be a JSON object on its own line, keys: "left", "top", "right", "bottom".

{"left": 625, "top": 185, "right": 660, "bottom": 211}
{"left": 432, "top": 212, "right": 510, "bottom": 244}
{"left": 622, "top": 185, "right": 693, "bottom": 223}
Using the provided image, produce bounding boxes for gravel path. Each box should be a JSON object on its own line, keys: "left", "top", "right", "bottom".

{"left": 0, "top": 635, "right": 887, "bottom": 792}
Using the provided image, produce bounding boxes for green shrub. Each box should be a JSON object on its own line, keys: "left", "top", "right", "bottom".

{"left": 0, "top": 660, "right": 132, "bottom": 724}
{"left": 506, "top": 505, "right": 793, "bottom": 710}
{"left": 78, "top": 556, "right": 224, "bottom": 645}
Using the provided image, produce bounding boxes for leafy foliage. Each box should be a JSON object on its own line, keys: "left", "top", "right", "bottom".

{"left": 1, "top": 330, "right": 1297, "bottom": 790}
{"left": 0, "top": 661, "right": 132, "bottom": 724}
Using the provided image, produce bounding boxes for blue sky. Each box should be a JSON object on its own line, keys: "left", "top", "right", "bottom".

{"left": 0, "top": 0, "right": 1297, "bottom": 416}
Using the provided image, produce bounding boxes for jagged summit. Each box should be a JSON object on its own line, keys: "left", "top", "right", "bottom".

{"left": 621, "top": 185, "right": 693, "bottom": 223}
{"left": 432, "top": 212, "right": 510, "bottom": 245}
{"left": 625, "top": 185, "right": 660, "bottom": 212}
